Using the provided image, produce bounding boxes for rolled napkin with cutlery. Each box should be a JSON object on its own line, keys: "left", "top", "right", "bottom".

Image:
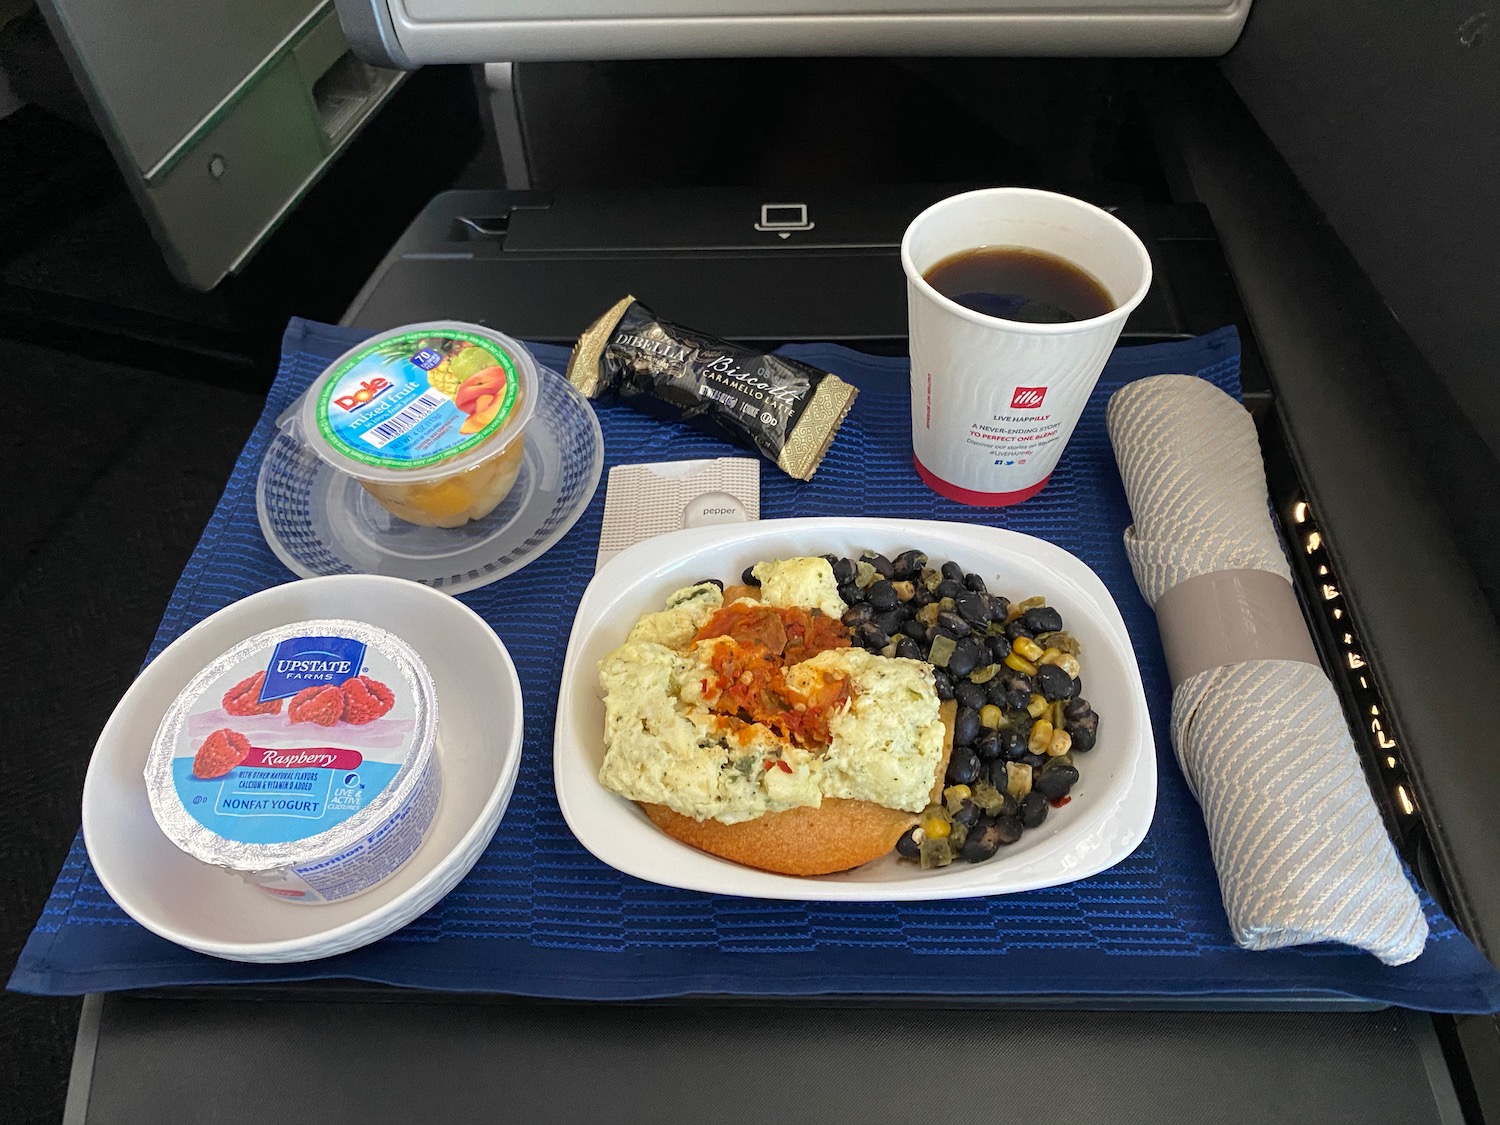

{"left": 1107, "top": 374, "right": 1427, "bottom": 965}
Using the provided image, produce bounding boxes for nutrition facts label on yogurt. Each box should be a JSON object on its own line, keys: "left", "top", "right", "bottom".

{"left": 291, "top": 769, "right": 442, "bottom": 901}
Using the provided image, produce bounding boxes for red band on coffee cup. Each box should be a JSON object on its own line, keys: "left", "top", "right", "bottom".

{"left": 914, "top": 457, "right": 1052, "bottom": 507}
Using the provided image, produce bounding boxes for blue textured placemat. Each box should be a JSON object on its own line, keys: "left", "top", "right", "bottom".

{"left": 12, "top": 319, "right": 1500, "bottom": 1012}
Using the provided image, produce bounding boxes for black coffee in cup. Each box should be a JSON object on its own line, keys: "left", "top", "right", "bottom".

{"left": 923, "top": 246, "right": 1115, "bottom": 324}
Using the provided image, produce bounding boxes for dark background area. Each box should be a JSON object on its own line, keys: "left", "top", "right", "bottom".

{"left": 2, "top": 0, "right": 1498, "bottom": 1120}
{"left": 1221, "top": 0, "right": 1500, "bottom": 459}
{"left": 0, "top": 44, "right": 490, "bottom": 1124}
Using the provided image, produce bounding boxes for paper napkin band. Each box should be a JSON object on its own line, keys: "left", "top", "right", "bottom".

{"left": 1153, "top": 569, "right": 1321, "bottom": 688}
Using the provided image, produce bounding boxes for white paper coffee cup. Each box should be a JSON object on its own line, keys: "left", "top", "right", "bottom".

{"left": 901, "top": 188, "right": 1152, "bottom": 506}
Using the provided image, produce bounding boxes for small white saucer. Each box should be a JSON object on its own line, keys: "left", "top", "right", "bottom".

{"left": 82, "top": 575, "right": 524, "bottom": 963}
{"left": 256, "top": 366, "right": 603, "bottom": 595}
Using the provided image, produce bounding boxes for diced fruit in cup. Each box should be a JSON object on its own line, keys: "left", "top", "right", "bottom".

{"left": 360, "top": 435, "right": 525, "bottom": 529}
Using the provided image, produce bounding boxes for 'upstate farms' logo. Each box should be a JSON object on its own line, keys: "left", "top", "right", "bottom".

{"left": 335, "top": 377, "right": 394, "bottom": 411}
{"left": 259, "top": 636, "right": 369, "bottom": 701}
{"left": 1010, "top": 386, "right": 1047, "bottom": 409}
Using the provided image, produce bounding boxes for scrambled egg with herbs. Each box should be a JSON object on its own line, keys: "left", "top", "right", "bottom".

{"left": 751, "top": 555, "right": 846, "bottom": 619}
{"left": 597, "top": 557, "right": 944, "bottom": 824}
{"left": 624, "top": 581, "right": 724, "bottom": 649}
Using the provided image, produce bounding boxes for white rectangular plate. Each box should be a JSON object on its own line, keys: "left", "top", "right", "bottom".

{"left": 554, "top": 518, "right": 1156, "bottom": 901}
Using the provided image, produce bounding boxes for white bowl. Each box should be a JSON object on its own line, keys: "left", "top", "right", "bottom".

{"left": 81, "top": 575, "right": 524, "bottom": 962}
{"left": 554, "top": 518, "right": 1156, "bottom": 901}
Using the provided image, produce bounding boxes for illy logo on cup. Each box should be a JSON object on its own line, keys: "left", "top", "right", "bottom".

{"left": 1010, "top": 386, "right": 1047, "bottom": 410}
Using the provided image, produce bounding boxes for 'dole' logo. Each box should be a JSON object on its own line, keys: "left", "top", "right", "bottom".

{"left": 334, "top": 377, "right": 393, "bottom": 411}
{"left": 1011, "top": 386, "right": 1047, "bottom": 409}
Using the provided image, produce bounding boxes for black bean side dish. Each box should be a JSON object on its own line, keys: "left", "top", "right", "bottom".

{"left": 747, "top": 549, "right": 1102, "bottom": 870}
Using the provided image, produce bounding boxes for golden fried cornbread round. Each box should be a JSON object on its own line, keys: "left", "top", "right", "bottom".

{"left": 640, "top": 699, "right": 956, "bottom": 876}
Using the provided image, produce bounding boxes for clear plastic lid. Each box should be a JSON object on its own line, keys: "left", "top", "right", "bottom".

{"left": 298, "top": 322, "right": 540, "bottom": 485}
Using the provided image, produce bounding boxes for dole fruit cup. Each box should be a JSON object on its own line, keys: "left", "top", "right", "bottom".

{"left": 301, "top": 323, "right": 539, "bottom": 529}
{"left": 901, "top": 188, "right": 1152, "bottom": 506}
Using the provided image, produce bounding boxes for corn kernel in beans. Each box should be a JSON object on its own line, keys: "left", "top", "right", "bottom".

{"left": 1012, "top": 636, "right": 1045, "bottom": 662}
{"left": 1004, "top": 652, "right": 1038, "bottom": 676}
{"left": 1028, "top": 719, "right": 1054, "bottom": 753}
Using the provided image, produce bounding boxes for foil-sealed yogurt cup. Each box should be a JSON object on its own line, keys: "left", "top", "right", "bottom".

{"left": 144, "top": 619, "right": 441, "bottom": 905}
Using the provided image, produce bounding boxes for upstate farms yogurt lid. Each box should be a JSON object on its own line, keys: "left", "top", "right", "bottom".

{"left": 145, "top": 620, "right": 438, "bottom": 879}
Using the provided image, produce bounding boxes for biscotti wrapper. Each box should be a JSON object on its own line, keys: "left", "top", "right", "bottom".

{"left": 568, "top": 296, "right": 857, "bottom": 481}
